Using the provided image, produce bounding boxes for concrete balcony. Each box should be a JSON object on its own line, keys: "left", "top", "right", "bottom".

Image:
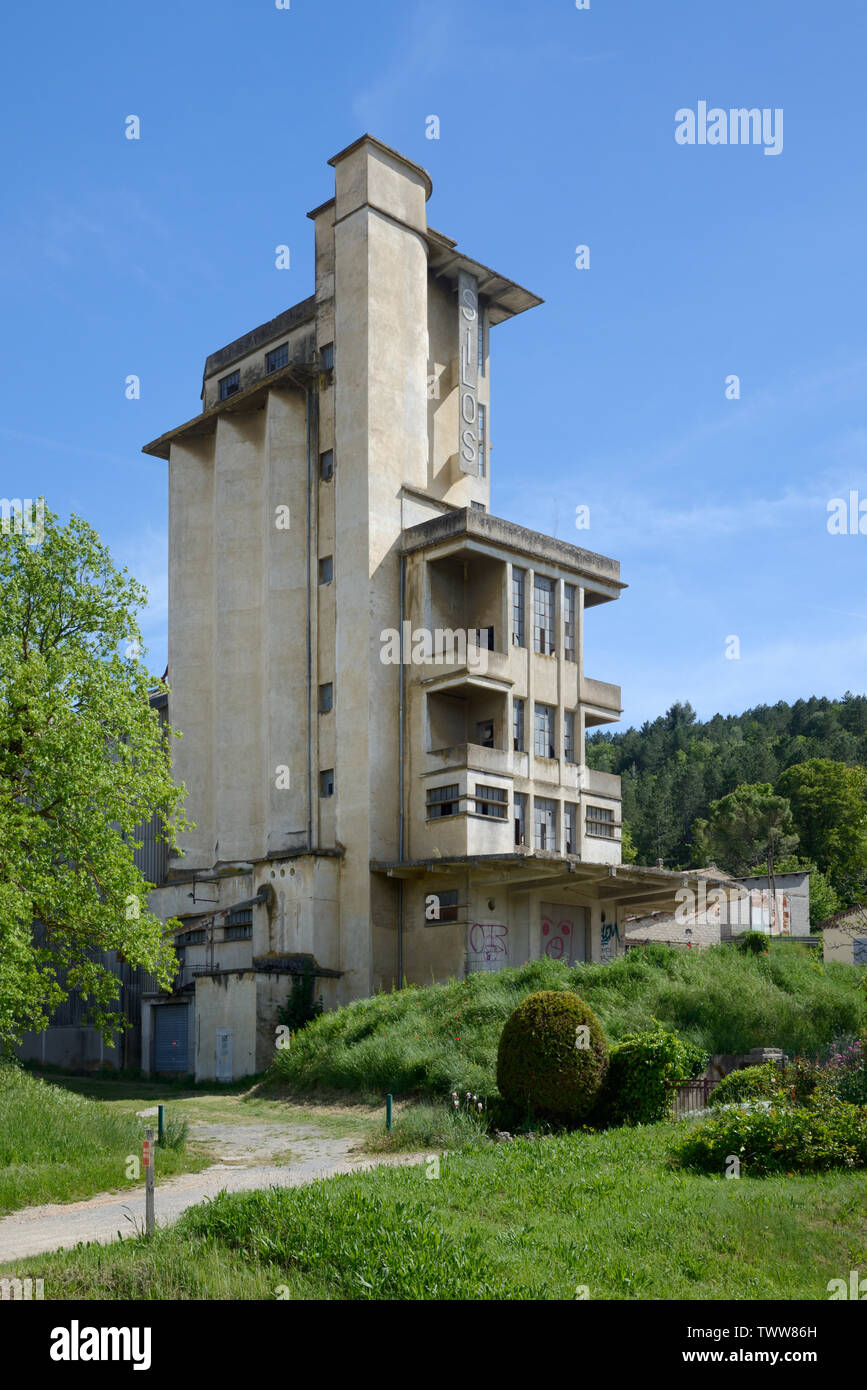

{"left": 581, "top": 676, "right": 622, "bottom": 727}
{"left": 424, "top": 741, "right": 518, "bottom": 779}
{"left": 415, "top": 646, "right": 513, "bottom": 689}
{"left": 581, "top": 766, "right": 622, "bottom": 798}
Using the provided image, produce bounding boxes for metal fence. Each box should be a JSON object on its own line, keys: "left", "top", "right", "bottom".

{"left": 670, "top": 1077, "right": 717, "bottom": 1118}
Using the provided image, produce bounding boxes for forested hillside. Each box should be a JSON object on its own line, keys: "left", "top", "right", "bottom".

{"left": 586, "top": 693, "right": 867, "bottom": 875}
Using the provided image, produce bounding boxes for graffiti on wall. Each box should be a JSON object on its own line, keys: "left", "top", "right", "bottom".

{"left": 600, "top": 920, "right": 621, "bottom": 964}
{"left": 541, "top": 912, "right": 575, "bottom": 963}
{"left": 467, "top": 922, "right": 508, "bottom": 972}
{"left": 540, "top": 904, "right": 587, "bottom": 964}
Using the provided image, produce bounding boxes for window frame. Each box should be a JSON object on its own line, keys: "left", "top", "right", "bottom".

{"left": 564, "top": 584, "right": 576, "bottom": 662}
{"left": 431, "top": 888, "right": 459, "bottom": 923}
{"left": 533, "top": 574, "right": 555, "bottom": 655}
{"left": 564, "top": 710, "right": 576, "bottom": 763}
{"left": 514, "top": 791, "right": 528, "bottom": 846}
{"left": 266, "top": 342, "right": 289, "bottom": 374}
{"left": 513, "top": 697, "right": 525, "bottom": 752}
{"left": 218, "top": 370, "right": 240, "bottom": 401}
{"left": 585, "top": 804, "right": 615, "bottom": 839}
{"left": 534, "top": 703, "right": 556, "bottom": 760}
{"left": 472, "top": 783, "right": 508, "bottom": 819}
{"left": 533, "top": 797, "right": 557, "bottom": 851}
{"left": 426, "top": 783, "right": 461, "bottom": 819}
{"left": 564, "top": 801, "right": 578, "bottom": 854}
{"left": 512, "top": 567, "right": 526, "bottom": 648}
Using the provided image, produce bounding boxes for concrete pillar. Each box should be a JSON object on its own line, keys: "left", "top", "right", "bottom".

{"left": 331, "top": 137, "right": 432, "bottom": 1000}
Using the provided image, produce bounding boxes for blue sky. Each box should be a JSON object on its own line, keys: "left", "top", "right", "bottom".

{"left": 2, "top": 0, "right": 865, "bottom": 729}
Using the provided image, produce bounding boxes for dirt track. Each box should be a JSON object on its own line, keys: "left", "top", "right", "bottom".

{"left": 0, "top": 1118, "right": 423, "bottom": 1261}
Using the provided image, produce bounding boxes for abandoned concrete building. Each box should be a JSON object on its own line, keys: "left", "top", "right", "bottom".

{"left": 127, "top": 134, "right": 731, "bottom": 1081}
{"left": 624, "top": 869, "right": 813, "bottom": 950}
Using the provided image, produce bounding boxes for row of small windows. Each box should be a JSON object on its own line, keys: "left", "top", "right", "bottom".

{"left": 512, "top": 699, "right": 576, "bottom": 763}
{"left": 177, "top": 907, "right": 253, "bottom": 946}
{"left": 218, "top": 342, "right": 334, "bottom": 402}
{"left": 511, "top": 571, "right": 576, "bottom": 660}
{"left": 426, "top": 784, "right": 615, "bottom": 848}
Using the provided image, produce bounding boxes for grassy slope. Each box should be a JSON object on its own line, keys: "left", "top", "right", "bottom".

{"left": 271, "top": 944, "right": 867, "bottom": 1101}
{"left": 4, "top": 1122, "right": 865, "bottom": 1300}
{"left": 0, "top": 1066, "right": 209, "bottom": 1215}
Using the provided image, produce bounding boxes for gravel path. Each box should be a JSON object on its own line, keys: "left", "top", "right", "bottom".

{"left": 0, "top": 1122, "right": 424, "bottom": 1262}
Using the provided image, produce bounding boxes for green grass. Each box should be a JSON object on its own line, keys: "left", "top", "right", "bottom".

{"left": 5, "top": 1121, "right": 866, "bottom": 1300}
{"left": 270, "top": 944, "right": 867, "bottom": 1101}
{"left": 0, "top": 1065, "right": 209, "bottom": 1215}
{"left": 364, "top": 1100, "right": 488, "bottom": 1153}
{"left": 24, "top": 1074, "right": 377, "bottom": 1136}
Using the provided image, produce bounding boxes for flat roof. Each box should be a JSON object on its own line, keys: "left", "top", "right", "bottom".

{"left": 142, "top": 359, "right": 317, "bottom": 460}
{"left": 401, "top": 507, "right": 625, "bottom": 597}
{"left": 202, "top": 295, "right": 316, "bottom": 383}
{"left": 371, "top": 854, "right": 731, "bottom": 913}
{"left": 327, "top": 133, "right": 435, "bottom": 200}
{"left": 425, "top": 227, "right": 543, "bottom": 325}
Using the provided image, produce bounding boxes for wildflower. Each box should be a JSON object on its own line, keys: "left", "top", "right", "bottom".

{"left": 477, "top": 1102, "right": 483, "bottom": 1112}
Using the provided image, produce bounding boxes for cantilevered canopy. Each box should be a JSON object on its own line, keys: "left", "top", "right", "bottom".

{"left": 371, "top": 853, "right": 730, "bottom": 916}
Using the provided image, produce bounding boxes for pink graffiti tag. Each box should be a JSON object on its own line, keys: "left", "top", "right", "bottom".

{"left": 542, "top": 914, "right": 574, "bottom": 963}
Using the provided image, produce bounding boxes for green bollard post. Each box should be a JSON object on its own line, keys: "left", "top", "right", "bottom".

{"left": 386, "top": 1094, "right": 393, "bottom": 1133}
{"left": 158, "top": 1104, "right": 165, "bottom": 1145}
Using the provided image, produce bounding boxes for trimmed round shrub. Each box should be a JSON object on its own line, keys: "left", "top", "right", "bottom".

{"left": 601, "top": 1025, "right": 708, "bottom": 1126}
{"left": 496, "top": 990, "right": 607, "bottom": 1123}
{"left": 709, "top": 1062, "right": 792, "bottom": 1108}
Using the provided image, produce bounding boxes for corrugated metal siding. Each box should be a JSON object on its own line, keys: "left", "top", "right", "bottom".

{"left": 132, "top": 701, "right": 170, "bottom": 887}
{"left": 133, "top": 808, "right": 169, "bottom": 887}
{"left": 31, "top": 924, "right": 160, "bottom": 1032}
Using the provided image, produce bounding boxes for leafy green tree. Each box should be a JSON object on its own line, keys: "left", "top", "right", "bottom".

{"left": 620, "top": 821, "right": 638, "bottom": 864}
{"left": 587, "top": 694, "right": 867, "bottom": 871}
{"left": 0, "top": 510, "right": 188, "bottom": 1049}
{"left": 776, "top": 759, "right": 867, "bottom": 902}
{"left": 693, "top": 782, "right": 798, "bottom": 918}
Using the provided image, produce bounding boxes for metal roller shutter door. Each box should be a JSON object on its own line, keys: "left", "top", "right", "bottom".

{"left": 154, "top": 1004, "right": 189, "bottom": 1072}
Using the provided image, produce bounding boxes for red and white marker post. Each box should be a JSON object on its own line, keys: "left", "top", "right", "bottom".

{"left": 143, "top": 1127, "right": 155, "bottom": 1237}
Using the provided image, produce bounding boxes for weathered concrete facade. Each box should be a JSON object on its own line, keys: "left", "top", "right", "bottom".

{"left": 141, "top": 136, "right": 701, "bottom": 1080}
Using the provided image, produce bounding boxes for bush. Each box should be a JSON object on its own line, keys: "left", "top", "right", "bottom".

{"left": 496, "top": 990, "right": 607, "bottom": 1123}
{"left": 737, "top": 931, "right": 770, "bottom": 956}
{"left": 601, "top": 1024, "right": 708, "bottom": 1126}
{"left": 269, "top": 945, "right": 867, "bottom": 1101}
{"left": 670, "top": 1098, "right": 867, "bottom": 1176}
{"left": 159, "top": 1116, "right": 189, "bottom": 1151}
{"left": 709, "top": 1062, "right": 792, "bottom": 1108}
{"left": 276, "top": 967, "right": 323, "bottom": 1035}
{"left": 816, "top": 1039, "right": 867, "bottom": 1106}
